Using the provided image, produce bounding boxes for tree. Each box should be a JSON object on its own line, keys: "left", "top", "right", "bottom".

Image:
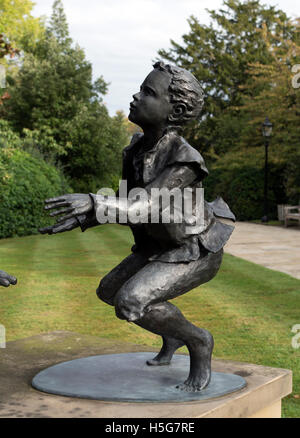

{"left": 201, "top": 16, "right": 300, "bottom": 218}
{"left": 0, "top": 34, "right": 19, "bottom": 59}
{"left": 0, "top": 0, "right": 44, "bottom": 105}
{"left": 2, "top": 0, "right": 108, "bottom": 156}
{"left": 47, "top": 0, "right": 71, "bottom": 46}
{"left": 158, "top": 0, "right": 296, "bottom": 160}
{"left": 235, "top": 20, "right": 300, "bottom": 204}
{"left": 2, "top": 0, "right": 129, "bottom": 191}
{"left": 118, "top": 111, "right": 142, "bottom": 137}
{"left": 0, "top": 0, "right": 44, "bottom": 53}
{"left": 61, "top": 104, "right": 130, "bottom": 193}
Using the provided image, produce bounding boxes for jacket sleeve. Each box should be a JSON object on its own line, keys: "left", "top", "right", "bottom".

{"left": 77, "top": 134, "right": 142, "bottom": 232}
{"left": 144, "top": 164, "right": 198, "bottom": 192}
{"left": 78, "top": 163, "right": 199, "bottom": 231}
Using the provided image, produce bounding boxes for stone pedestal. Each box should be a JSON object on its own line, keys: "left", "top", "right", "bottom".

{"left": 0, "top": 331, "right": 292, "bottom": 418}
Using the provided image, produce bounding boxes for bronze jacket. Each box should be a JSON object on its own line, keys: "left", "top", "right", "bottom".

{"left": 78, "top": 130, "right": 235, "bottom": 263}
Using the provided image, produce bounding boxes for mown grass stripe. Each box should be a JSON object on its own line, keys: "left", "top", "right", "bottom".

{"left": 0, "top": 226, "right": 299, "bottom": 417}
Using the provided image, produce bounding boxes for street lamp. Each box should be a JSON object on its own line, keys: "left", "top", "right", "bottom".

{"left": 261, "top": 117, "right": 273, "bottom": 223}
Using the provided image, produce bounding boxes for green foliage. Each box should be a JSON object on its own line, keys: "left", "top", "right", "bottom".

{"left": 1, "top": 0, "right": 128, "bottom": 194}
{"left": 158, "top": 0, "right": 294, "bottom": 159}
{"left": 0, "top": 119, "right": 21, "bottom": 148}
{"left": 22, "top": 126, "right": 68, "bottom": 160}
{"left": 3, "top": 38, "right": 95, "bottom": 156}
{"left": 47, "top": 0, "right": 72, "bottom": 47}
{"left": 0, "top": 33, "right": 19, "bottom": 59}
{"left": 204, "top": 147, "right": 287, "bottom": 220}
{"left": 0, "top": 0, "right": 44, "bottom": 53}
{"left": 0, "top": 121, "right": 70, "bottom": 238}
{"left": 0, "top": 146, "right": 70, "bottom": 238}
{"left": 2, "top": 0, "right": 106, "bottom": 154}
{"left": 234, "top": 20, "right": 300, "bottom": 206}
{"left": 61, "top": 106, "right": 130, "bottom": 193}
{"left": 159, "top": 0, "right": 300, "bottom": 219}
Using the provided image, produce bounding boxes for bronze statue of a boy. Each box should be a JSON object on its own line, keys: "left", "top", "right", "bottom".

{"left": 40, "top": 62, "right": 235, "bottom": 392}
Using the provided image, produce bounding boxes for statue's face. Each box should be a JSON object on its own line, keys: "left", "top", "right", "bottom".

{"left": 129, "top": 69, "right": 173, "bottom": 130}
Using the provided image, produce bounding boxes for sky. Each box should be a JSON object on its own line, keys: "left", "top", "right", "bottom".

{"left": 32, "top": 0, "right": 299, "bottom": 116}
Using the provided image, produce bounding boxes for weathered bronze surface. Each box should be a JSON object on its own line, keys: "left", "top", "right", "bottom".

{"left": 0, "top": 269, "right": 17, "bottom": 287}
{"left": 32, "top": 353, "right": 246, "bottom": 402}
{"left": 40, "top": 62, "right": 235, "bottom": 392}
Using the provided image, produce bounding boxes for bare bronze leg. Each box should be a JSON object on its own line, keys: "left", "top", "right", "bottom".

{"left": 136, "top": 302, "right": 214, "bottom": 391}
{"left": 113, "top": 251, "right": 222, "bottom": 391}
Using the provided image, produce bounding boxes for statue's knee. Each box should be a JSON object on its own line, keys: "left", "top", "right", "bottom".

{"left": 96, "top": 277, "right": 115, "bottom": 306}
{"left": 114, "top": 288, "right": 145, "bottom": 322}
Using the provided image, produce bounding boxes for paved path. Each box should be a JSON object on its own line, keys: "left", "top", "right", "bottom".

{"left": 224, "top": 222, "right": 300, "bottom": 280}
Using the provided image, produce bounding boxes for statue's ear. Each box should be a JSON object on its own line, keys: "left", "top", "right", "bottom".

{"left": 168, "top": 103, "right": 187, "bottom": 123}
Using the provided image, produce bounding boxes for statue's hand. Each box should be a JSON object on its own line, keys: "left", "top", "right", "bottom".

{"left": 44, "top": 194, "right": 93, "bottom": 223}
{"left": 0, "top": 270, "right": 17, "bottom": 287}
{"left": 39, "top": 216, "right": 80, "bottom": 235}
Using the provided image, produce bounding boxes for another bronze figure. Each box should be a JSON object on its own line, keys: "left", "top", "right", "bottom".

{"left": 40, "top": 62, "right": 235, "bottom": 392}
{"left": 0, "top": 270, "right": 17, "bottom": 287}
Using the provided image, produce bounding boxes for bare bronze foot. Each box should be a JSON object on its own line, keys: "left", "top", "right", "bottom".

{"left": 176, "top": 332, "right": 213, "bottom": 392}
{"left": 146, "top": 356, "right": 171, "bottom": 366}
{"left": 146, "top": 336, "right": 184, "bottom": 366}
{"left": 176, "top": 371, "right": 211, "bottom": 392}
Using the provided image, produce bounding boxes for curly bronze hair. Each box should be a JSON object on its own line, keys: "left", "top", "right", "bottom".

{"left": 153, "top": 61, "right": 204, "bottom": 126}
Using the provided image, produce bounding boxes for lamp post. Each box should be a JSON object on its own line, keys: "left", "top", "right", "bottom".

{"left": 261, "top": 117, "right": 273, "bottom": 223}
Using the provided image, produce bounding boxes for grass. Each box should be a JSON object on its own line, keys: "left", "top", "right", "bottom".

{"left": 0, "top": 224, "right": 299, "bottom": 417}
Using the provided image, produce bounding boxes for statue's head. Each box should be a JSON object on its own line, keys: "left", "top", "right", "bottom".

{"left": 129, "top": 61, "right": 204, "bottom": 132}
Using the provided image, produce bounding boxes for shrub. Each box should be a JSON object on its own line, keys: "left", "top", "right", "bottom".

{"left": 0, "top": 146, "right": 70, "bottom": 238}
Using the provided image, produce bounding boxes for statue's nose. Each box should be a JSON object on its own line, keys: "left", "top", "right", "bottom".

{"left": 132, "top": 92, "right": 140, "bottom": 101}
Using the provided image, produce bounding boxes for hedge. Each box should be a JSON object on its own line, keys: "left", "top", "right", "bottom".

{"left": 0, "top": 146, "right": 70, "bottom": 238}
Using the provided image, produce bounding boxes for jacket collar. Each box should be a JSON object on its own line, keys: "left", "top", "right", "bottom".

{"left": 124, "top": 129, "right": 208, "bottom": 185}
{"left": 125, "top": 128, "right": 179, "bottom": 155}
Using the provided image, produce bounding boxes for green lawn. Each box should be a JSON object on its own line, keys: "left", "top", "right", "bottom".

{"left": 0, "top": 224, "right": 299, "bottom": 417}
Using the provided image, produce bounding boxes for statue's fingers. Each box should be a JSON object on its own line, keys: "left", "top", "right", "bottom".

{"left": 49, "top": 207, "right": 74, "bottom": 217}
{"left": 0, "top": 278, "right": 10, "bottom": 287}
{"left": 52, "top": 222, "right": 72, "bottom": 234}
{"left": 2, "top": 273, "right": 17, "bottom": 285}
{"left": 45, "top": 196, "right": 67, "bottom": 204}
{"left": 8, "top": 275, "right": 17, "bottom": 285}
{"left": 44, "top": 201, "right": 71, "bottom": 211}
{"left": 55, "top": 212, "right": 78, "bottom": 223}
{"left": 38, "top": 226, "right": 54, "bottom": 235}
{"left": 51, "top": 220, "right": 76, "bottom": 234}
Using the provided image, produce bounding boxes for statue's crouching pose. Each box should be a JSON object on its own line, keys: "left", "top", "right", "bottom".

{"left": 40, "top": 62, "right": 235, "bottom": 391}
